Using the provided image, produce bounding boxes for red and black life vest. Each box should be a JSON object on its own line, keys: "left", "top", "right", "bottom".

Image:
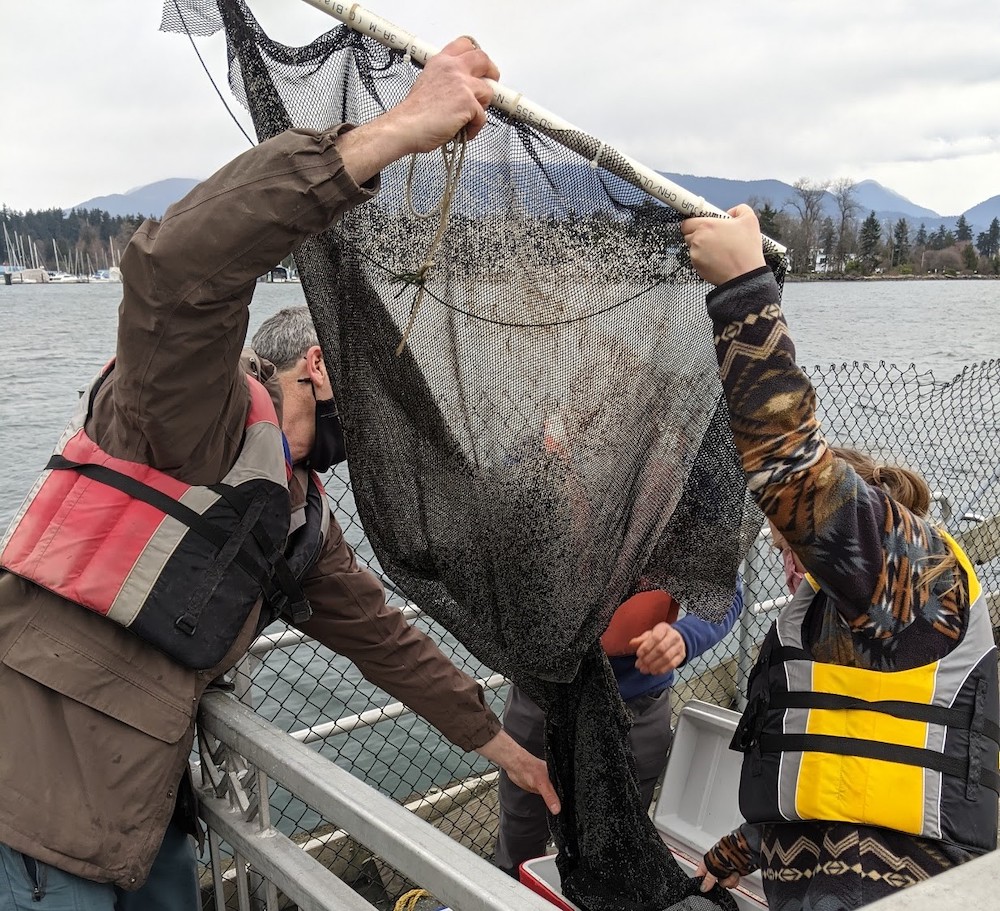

{"left": 0, "top": 361, "right": 327, "bottom": 670}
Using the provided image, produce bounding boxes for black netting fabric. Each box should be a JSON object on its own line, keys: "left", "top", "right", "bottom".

{"left": 162, "top": 3, "right": 777, "bottom": 909}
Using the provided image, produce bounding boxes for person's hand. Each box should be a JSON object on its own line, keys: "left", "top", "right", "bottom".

{"left": 338, "top": 36, "right": 499, "bottom": 183}
{"left": 393, "top": 36, "right": 499, "bottom": 150}
{"left": 630, "top": 622, "right": 686, "bottom": 675}
{"left": 695, "top": 859, "right": 740, "bottom": 893}
{"left": 476, "top": 730, "right": 561, "bottom": 815}
{"left": 680, "top": 204, "right": 767, "bottom": 287}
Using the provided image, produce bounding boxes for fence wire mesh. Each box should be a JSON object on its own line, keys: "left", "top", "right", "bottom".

{"left": 197, "top": 359, "right": 1000, "bottom": 910}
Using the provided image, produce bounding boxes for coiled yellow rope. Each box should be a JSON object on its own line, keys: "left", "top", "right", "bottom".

{"left": 393, "top": 887, "right": 437, "bottom": 911}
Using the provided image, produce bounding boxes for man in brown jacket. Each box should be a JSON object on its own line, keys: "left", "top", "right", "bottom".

{"left": 0, "top": 37, "right": 557, "bottom": 910}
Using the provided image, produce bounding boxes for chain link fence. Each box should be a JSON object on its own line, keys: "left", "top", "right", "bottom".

{"left": 197, "top": 360, "right": 1000, "bottom": 910}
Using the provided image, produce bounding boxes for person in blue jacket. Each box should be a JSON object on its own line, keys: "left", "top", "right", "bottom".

{"left": 494, "top": 579, "right": 744, "bottom": 876}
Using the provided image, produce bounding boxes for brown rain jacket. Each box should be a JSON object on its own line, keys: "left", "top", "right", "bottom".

{"left": 0, "top": 126, "right": 500, "bottom": 889}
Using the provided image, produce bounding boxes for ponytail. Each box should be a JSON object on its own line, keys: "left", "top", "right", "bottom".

{"left": 834, "top": 447, "right": 931, "bottom": 517}
{"left": 831, "top": 447, "right": 964, "bottom": 599}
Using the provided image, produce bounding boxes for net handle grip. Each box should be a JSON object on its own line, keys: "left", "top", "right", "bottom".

{"left": 297, "top": 0, "right": 786, "bottom": 258}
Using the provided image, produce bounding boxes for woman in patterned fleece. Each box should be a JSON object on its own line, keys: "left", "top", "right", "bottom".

{"left": 680, "top": 206, "right": 999, "bottom": 911}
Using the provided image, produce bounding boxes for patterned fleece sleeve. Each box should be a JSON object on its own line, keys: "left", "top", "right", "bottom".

{"left": 703, "top": 823, "right": 761, "bottom": 878}
{"left": 705, "top": 267, "right": 961, "bottom": 641}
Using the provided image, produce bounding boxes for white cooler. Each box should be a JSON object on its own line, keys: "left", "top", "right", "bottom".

{"left": 519, "top": 700, "right": 767, "bottom": 911}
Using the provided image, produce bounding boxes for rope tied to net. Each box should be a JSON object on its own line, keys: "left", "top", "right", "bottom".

{"left": 393, "top": 129, "right": 468, "bottom": 356}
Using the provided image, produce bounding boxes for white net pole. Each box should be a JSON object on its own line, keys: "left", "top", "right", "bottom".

{"left": 297, "top": 0, "right": 787, "bottom": 257}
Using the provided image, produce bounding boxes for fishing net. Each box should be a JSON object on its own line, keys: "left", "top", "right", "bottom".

{"left": 163, "top": 3, "right": 779, "bottom": 909}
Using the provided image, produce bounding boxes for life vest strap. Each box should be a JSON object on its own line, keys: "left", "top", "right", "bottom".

{"left": 211, "top": 481, "right": 311, "bottom": 624}
{"left": 770, "top": 690, "right": 1000, "bottom": 746}
{"left": 175, "top": 487, "right": 271, "bottom": 636}
{"left": 772, "top": 644, "right": 811, "bottom": 663}
{"left": 45, "top": 454, "right": 303, "bottom": 624}
{"left": 758, "top": 733, "right": 1000, "bottom": 795}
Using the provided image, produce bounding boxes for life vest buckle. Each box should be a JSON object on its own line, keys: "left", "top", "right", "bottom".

{"left": 175, "top": 613, "right": 199, "bottom": 636}
{"left": 732, "top": 691, "right": 768, "bottom": 752}
{"left": 285, "top": 598, "right": 312, "bottom": 625}
{"left": 266, "top": 590, "right": 312, "bottom": 625}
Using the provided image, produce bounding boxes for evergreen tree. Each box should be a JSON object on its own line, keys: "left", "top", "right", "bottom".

{"left": 892, "top": 218, "right": 910, "bottom": 267}
{"left": 962, "top": 243, "right": 979, "bottom": 271}
{"left": 858, "top": 211, "right": 881, "bottom": 272}
{"left": 819, "top": 216, "right": 836, "bottom": 269}
{"left": 915, "top": 223, "right": 928, "bottom": 246}
{"left": 756, "top": 203, "right": 782, "bottom": 242}
{"left": 955, "top": 214, "right": 973, "bottom": 242}
{"left": 0, "top": 205, "right": 144, "bottom": 271}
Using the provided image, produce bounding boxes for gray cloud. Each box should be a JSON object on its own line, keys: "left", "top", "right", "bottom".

{"left": 2, "top": 0, "right": 998, "bottom": 216}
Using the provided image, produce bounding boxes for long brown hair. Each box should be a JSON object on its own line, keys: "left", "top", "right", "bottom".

{"left": 831, "top": 447, "right": 963, "bottom": 597}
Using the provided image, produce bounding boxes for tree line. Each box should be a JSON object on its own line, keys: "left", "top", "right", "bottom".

{"left": 6, "top": 182, "right": 999, "bottom": 279}
{"left": 1, "top": 205, "right": 144, "bottom": 273}
{"left": 755, "top": 178, "right": 1000, "bottom": 276}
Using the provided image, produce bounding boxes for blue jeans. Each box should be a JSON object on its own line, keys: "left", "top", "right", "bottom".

{"left": 0, "top": 821, "right": 199, "bottom": 910}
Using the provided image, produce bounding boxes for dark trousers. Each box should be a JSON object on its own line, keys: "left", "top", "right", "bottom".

{"left": 493, "top": 683, "right": 673, "bottom": 874}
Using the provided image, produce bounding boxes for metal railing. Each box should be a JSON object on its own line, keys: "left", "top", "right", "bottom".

{"left": 195, "top": 691, "right": 553, "bottom": 911}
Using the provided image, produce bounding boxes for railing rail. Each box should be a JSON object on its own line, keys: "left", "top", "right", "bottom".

{"left": 196, "top": 690, "right": 555, "bottom": 911}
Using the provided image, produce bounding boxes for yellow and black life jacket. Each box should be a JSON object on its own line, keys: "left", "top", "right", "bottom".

{"left": 733, "top": 536, "right": 999, "bottom": 853}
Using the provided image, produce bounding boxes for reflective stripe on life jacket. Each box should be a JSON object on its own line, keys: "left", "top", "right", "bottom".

{"left": 733, "top": 535, "right": 1000, "bottom": 853}
{"left": 0, "top": 361, "right": 324, "bottom": 669}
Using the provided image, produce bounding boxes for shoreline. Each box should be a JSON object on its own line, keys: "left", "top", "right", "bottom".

{"left": 785, "top": 272, "right": 1000, "bottom": 283}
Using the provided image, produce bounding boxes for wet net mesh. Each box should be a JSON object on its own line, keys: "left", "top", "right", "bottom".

{"left": 162, "top": 2, "right": 779, "bottom": 909}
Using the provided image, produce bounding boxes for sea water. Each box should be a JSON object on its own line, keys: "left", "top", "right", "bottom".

{"left": 1, "top": 277, "right": 998, "bottom": 805}
{"left": 4, "top": 278, "right": 998, "bottom": 529}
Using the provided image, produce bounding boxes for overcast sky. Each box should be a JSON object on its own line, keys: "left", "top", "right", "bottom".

{"left": 2, "top": 1, "right": 999, "bottom": 216}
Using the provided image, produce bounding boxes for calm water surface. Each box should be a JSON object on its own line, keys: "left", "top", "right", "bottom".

{"left": 1, "top": 277, "right": 997, "bottom": 799}
{"left": 2, "top": 278, "right": 998, "bottom": 528}
{"left": 781, "top": 279, "right": 1000, "bottom": 371}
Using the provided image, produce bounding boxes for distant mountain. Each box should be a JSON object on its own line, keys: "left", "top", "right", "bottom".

{"left": 963, "top": 195, "right": 1000, "bottom": 231}
{"left": 658, "top": 173, "right": 801, "bottom": 214}
{"left": 68, "top": 173, "right": 1000, "bottom": 236}
{"left": 851, "top": 180, "right": 940, "bottom": 221}
{"left": 660, "top": 173, "right": 943, "bottom": 222}
{"left": 71, "top": 178, "right": 201, "bottom": 219}
{"left": 658, "top": 173, "right": 1000, "bottom": 236}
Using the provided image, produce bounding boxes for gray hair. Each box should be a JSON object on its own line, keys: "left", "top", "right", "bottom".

{"left": 251, "top": 307, "right": 319, "bottom": 371}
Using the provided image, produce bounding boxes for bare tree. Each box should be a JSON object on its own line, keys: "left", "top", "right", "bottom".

{"left": 786, "top": 178, "right": 829, "bottom": 272}
{"left": 829, "top": 178, "right": 861, "bottom": 272}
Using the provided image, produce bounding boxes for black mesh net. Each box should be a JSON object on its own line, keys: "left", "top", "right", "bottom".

{"left": 162, "top": 3, "right": 781, "bottom": 909}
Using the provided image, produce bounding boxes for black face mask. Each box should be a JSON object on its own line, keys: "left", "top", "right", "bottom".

{"left": 311, "top": 396, "right": 347, "bottom": 472}
{"left": 299, "top": 379, "right": 347, "bottom": 472}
